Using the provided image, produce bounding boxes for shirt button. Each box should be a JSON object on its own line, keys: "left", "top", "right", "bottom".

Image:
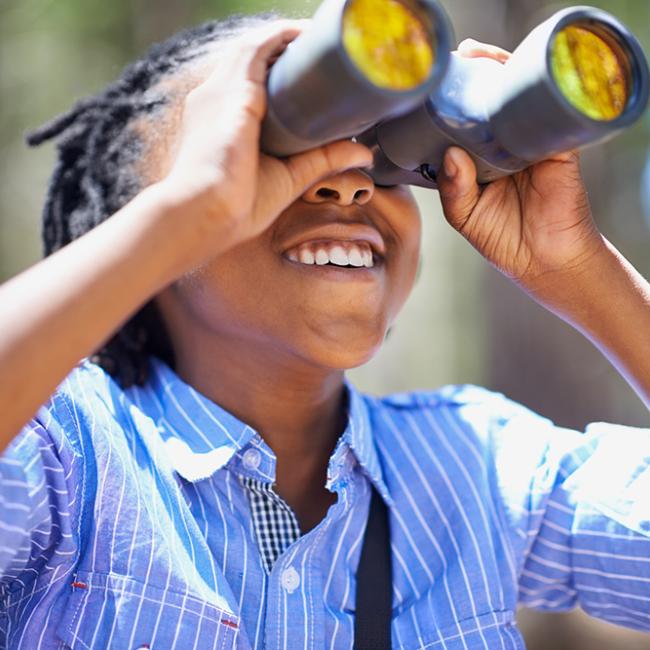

{"left": 242, "top": 448, "right": 261, "bottom": 471}
{"left": 280, "top": 566, "right": 300, "bottom": 593}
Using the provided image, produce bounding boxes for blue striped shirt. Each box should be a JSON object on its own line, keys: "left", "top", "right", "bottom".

{"left": 1, "top": 358, "right": 649, "bottom": 649}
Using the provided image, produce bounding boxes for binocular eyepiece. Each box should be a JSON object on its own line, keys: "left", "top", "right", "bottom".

{"left": 261, "top": 0, "right": 650, "bottom": 188}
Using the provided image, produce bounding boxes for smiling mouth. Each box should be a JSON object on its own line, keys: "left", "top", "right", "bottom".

{"left": 284, "top": 240, "right": 376, "bottom": 268}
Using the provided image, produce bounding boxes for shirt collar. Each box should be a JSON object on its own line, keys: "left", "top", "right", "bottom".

{"left": 145, "top": 359, "right": 392, "bottom": 505}
{"left": 339, "top": 379, "right": 393, "bottom": 506}
{"left": 147, "top": 358, "right": 256, "bottom": 482}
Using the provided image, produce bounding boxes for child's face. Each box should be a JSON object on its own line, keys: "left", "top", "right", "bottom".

{"left": 152, "top": 56, "right": 422, "bottom": 372}
{"left": 169, "top": 179, "right": 421, "bottom": 369}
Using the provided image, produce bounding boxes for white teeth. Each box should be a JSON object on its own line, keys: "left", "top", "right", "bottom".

{"left": 286, "top": 242, "right": 376, "bottom": 268}
{"left": 329, "top": 246, "right": 349, "bottom": 267}
{"left": 348, "top": 248, "right": 364, "bottom": 267}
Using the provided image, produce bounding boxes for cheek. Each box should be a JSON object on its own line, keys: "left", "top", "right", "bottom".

{"left": 171, "top": 243, "right": 281, "bottom": 333}
{"left": 384, "top": 202, "right": 422, "bottom": 318}
{"left": 387, "top": 238, "right": 420, "bottom": 321}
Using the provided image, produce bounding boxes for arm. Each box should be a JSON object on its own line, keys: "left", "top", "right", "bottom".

{"left": 0, "top": 418, "right": 77, "bottom": 580}
{"left": 526, "top": 238, "right": 650, "bottom": 409}
{"left": 0, "top": 20, "right": 372, "bottom": 449}
{"left": 483, "top": 401, "right": 650, "bottom": 632}
{"left": 437, "top": 41, "right": 650, "bottom": 410}
{"left": 0, "top": 185, "right": 197, "bottom": 447}
{"left": 518, "top": 422, "right": 650, "bottom": 632}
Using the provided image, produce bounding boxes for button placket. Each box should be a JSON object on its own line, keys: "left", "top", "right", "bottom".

{"left": 280, "top": 566, "right": 300, "bottom": 594}
{"left": 264, "top": 480, "right": 344, "bottom": 650}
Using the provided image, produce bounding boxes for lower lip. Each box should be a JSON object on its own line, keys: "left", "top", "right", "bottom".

{"left": 281, "top": 257, "right": 383, "bottom": 281}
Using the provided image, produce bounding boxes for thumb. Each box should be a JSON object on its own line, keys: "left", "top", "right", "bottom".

{"left": 283, "top": 140, "right": 373, "bottom": 196}
{"left": 437, "top": 147, "right": 481, "bottom": 233}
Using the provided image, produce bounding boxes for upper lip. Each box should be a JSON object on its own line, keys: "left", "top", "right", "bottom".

{"left": 278, "top": 221, "right": 386, "bottom": 258}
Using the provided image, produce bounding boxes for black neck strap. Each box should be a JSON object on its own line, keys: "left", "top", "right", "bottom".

{"left": 354, "top": 485, "right": 392, "bottom": 649}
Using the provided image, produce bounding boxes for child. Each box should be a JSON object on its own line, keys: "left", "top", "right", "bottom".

{"left": 0, "top": 13, "right": 649, "bottom": 650}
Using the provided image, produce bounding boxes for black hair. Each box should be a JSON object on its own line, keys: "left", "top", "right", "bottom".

{"left": 27, "top": 13, "right": 277, "bottom": 388}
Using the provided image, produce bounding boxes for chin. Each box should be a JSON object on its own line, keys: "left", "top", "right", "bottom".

{"left": 305, "top": 321, "right": 387, "bottom": 371}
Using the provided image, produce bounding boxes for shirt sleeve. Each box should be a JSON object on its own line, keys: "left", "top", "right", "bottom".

{"left": 0, "top": 406, "right": 79, "bottom": 583}
{"left": 491, "top": 410, "right": 650, "bottom": 633}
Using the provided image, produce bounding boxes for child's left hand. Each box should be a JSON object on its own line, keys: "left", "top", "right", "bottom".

{"left": 436, "top": 39, "right": 605, "bottom": 304}
{"left": 437, "top": 39, "right": 650, "bottom": 410}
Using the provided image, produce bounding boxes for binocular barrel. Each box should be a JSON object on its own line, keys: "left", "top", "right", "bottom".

{"left": 261, "top": 0, "right": 454, "bottom": 156}
{"left": 260, "top": 1, "right": 650, "bottom": 189}
{"left": 364, "top": 6, "right": 650, "bottom": 188}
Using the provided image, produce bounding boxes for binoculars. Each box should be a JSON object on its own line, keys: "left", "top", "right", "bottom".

{"left": 261, "top": 0, "right": 649, "bottom": 188}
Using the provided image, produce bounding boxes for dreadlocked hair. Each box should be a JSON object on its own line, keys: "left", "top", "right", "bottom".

{"left": 27, "top": 13, "right": 279, "bottom": 388}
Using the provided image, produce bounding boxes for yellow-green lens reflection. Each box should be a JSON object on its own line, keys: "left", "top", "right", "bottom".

{"left": 551, "top": 25, "right": 628, "bottom": 121}
{"left": 342, "top": 0, "right": 434, "bottom": 90}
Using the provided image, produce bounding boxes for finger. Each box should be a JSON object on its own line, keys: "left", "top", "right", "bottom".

{"left": 238, "top": 19, "right": 311, "bottom": 83}
{"left": 437, "top": 147, "right": 481, "bottom": 233}
{"left": 457, "top": 38, "right": 510, "bottom": 63}
{"left": 188, "top": 20, "right": 310, "bottom": 123}
{"left": 544, "top": 149, "right": 580, "bottom": 164}
{"left": 198, "top": 19, "right": 310, "bottom": 94}
{"left": 284, "top": 140, "right": 374, "bottom": 197}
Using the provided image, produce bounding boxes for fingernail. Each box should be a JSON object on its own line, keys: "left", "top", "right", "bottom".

{"left": 444, "top": 151, "right": 458, "bottom": 179}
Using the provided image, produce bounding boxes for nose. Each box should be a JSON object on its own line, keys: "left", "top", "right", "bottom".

{"left": 302, "top": 169, "right": 374, "bottom": 206}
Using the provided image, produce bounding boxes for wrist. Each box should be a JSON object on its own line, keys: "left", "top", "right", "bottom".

{"left": 124, "top": 181, "right": 232, "bottom": 285}
{"left": 517, "top": 233, "right": 608, "bottom": 311}
{"left": 524, "top": 238, "right": 650, "bottom": 408}
{"left": 521, "top": 237, "right": 647, "bottom": 331}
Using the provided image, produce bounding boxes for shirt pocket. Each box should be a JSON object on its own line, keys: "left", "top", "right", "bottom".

{"left": 56, "top": 571, "right": 242, "bottom": 650}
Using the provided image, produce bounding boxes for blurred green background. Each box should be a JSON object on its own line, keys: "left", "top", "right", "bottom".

{"left": 1, "top": 0, "right": 649, "bottom": 647}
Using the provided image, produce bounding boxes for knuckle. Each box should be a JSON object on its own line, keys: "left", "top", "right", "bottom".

{"left": 459, "top": 38, "right": 480, "bottom": 48}
{"left": 183, "top": 85, "right": 206, "bottom": 111}
{"left": 228, "top": 33, "right": 259, "bottom": 60}
{"left": 238, "top": 81, "right": 266, "bottom": 117}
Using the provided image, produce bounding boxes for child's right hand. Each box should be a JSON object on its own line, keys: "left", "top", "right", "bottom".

{"left": 156, "top": 20, "right": 373, "bottom": 272}
{"left": 0, "top": 19, "right": 374, "bottom": 443}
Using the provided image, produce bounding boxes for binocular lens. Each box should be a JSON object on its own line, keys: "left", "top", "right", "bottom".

{"left": 342, "top": 0, "right": 435, "bottom": 90}
{"left": 551, "top": 24, "right": 629, "bottom": 121}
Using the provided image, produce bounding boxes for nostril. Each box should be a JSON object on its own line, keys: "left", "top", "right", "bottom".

{"left": 316, "top": 188, "right": 340, "bottom": 200}
{"left": 354, "top": 189, "right": 370, "bottom": 202}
